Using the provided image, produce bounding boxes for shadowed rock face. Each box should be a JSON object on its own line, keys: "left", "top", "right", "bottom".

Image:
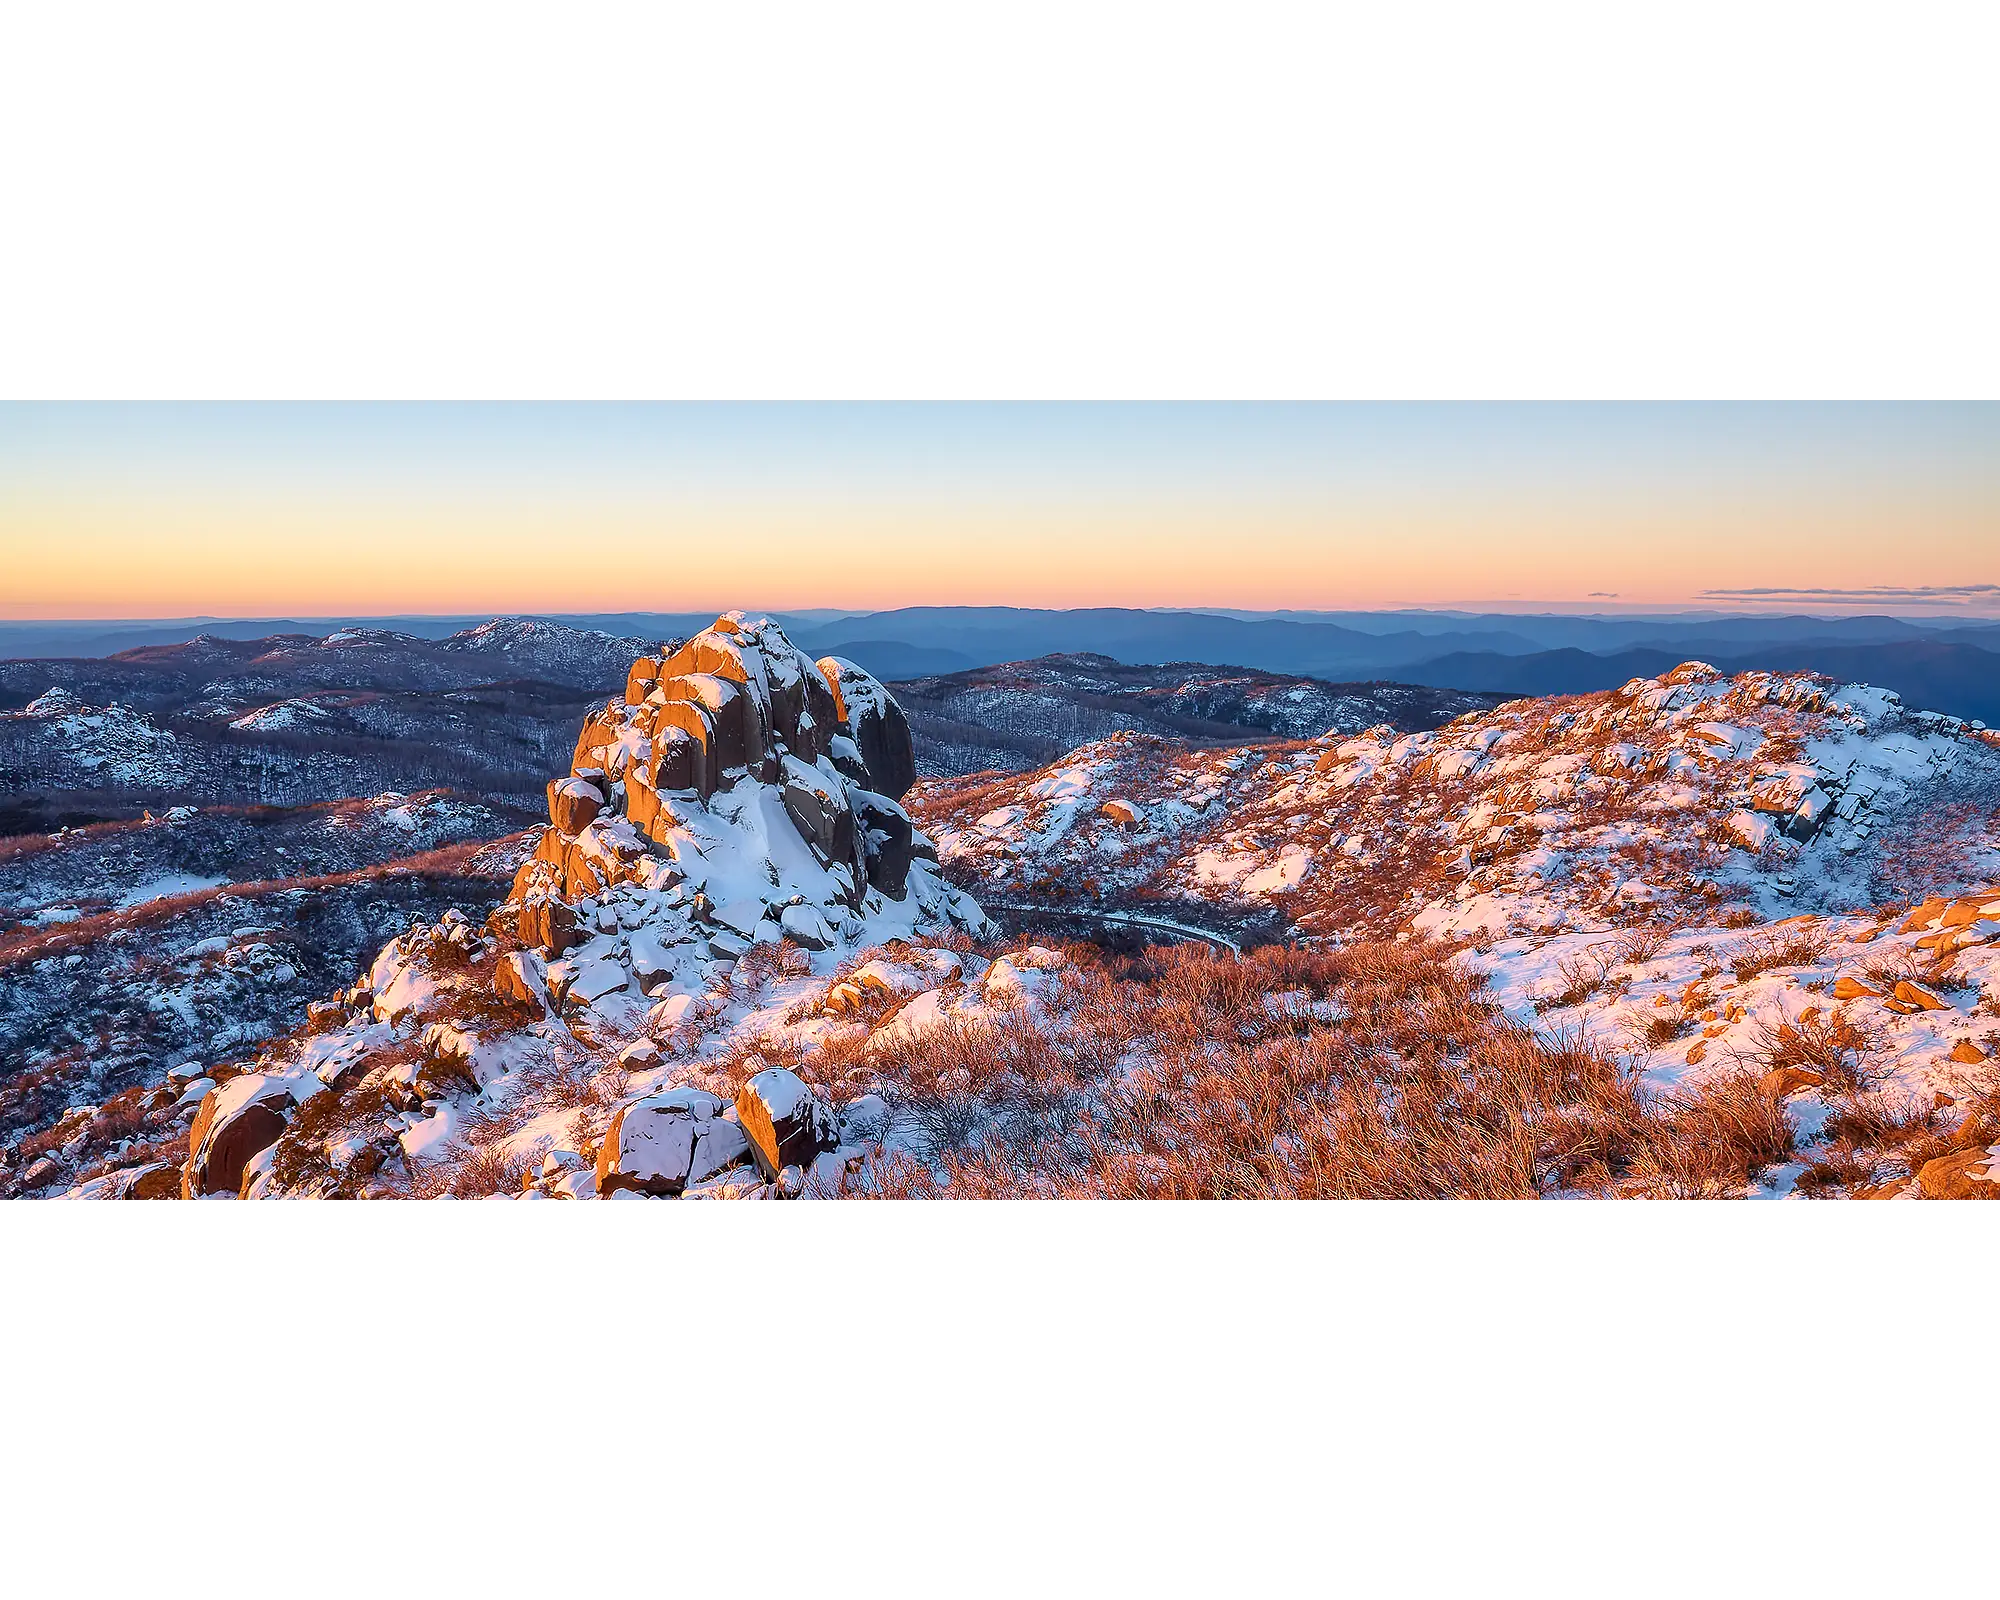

{"left": 816, "top": 656, "right": 916, "bottom": 800}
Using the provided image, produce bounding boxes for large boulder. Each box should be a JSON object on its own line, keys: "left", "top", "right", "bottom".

{"left": 780, "top": 903, "right": 836, "bottom": 949}
{"left": 596, "top": 1089, "right": 750, "bottom": 1197}
{"left": 780, "top": 756, "right": 858, "bottom": 874}
{"left": 735, "top": 1067, "right": 838, "bottom": 1182}
{"left": 656, "top": 673, "right": 763, "bottom": 776}
{"left": 547, "top": 775, "right": 605, "bottom": 834}
{"left": 182, "top": 1077, "right": 299, "bottom": 1198}
{"left": 648, "top": 724, "right": 706, "bottom": 797}
{"left": 517, "top": 896, "right": 579, "bottom": 956}
{"left": 494, "top": 950, "right": 553, "bottom": 1012}
{"left": 816, "top": 657, "right": 915, "bottom": 800}
{"left": 649, "top": 698, "right": 722, "bottom": 800}
{"left": 1916, "top": 1146, "right": 1997, "bottom": 1200}
{"left": 123, "top": 1162, "right": 183, "bottom": 1200}
{"left": 625, "top": 656, "right": 660, "bottom": 705}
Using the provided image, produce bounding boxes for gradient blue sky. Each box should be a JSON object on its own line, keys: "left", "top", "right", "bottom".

{"left": 2, "top": 403, "right": 1995, "bottom": 617}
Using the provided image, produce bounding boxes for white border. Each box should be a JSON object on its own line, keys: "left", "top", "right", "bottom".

{"left": 3, "top": 4, "right": 1997, "bottom": 1591}
{"left": 2, "top": 2, "right": 1995, "bottom": 399}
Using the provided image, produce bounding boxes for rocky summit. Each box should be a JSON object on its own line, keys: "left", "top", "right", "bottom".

{"left": 500, "top": 610, "right": 987, "bottom": 969}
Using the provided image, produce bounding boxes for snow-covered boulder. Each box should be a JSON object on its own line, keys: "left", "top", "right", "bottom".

{"left": 735, "top": 1067, "right": 837, "bottom": 1182}
{"left": 493, "top": 950, "right": 552, "bottom": 1012}
{"left": 182, "top": 1075, "right": 305, "bottom": 1198}
{"left": 547, "top": 774, "right": 605, "bottom": 833}
{"left": 596, "top": 1088, "right": 751, "bottom": 1198}
{"left": 817, "top": 656, "right": 916, "bottom": 799}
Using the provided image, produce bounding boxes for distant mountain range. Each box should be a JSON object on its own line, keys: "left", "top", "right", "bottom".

{"left": 1396, "top": 641, "right": 2000, "bottom": 724}
{"left": 796, "top": 609, "right": 2000, "bottom": 724}
{"left": 888, "top": 654, "right": 1506, "bottom": 776}
{"left": 8, "top": 604, "right": 1999, "bottom": 723}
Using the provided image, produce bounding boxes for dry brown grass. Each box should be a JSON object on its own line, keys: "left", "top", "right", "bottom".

{"left": 1726, "top": 922, "right": 1831, "bottom": 982}
{"left": 860, "top": 944, "right": 1666, "bottom": 1198}
{"left": 1854, "top": 944, "right": 1970, "bottom": 997}
{"left": 1623, "top": 987, "right": 1705, "bottom": 1052}
{"left": 734, "top": 937, "right": 814, "bottom": 989}
{"left": 1625, "top": 1070, "right": 1796, "bottom": 1198}
{"left": 848, "top": 938, "right": 1824, "bottom": 1200}
{"left": 1867, "top": 800, "right": 1999, "bottom": 903}
{"left": 1794, "top": 1076, "right": 1999, "bottom": 1198}
{"left": 1614, "top": 924, "right": 1673, "bottom": 967}
{"left": 1744, "top": 1007, "right": 1884, "bottom": 1095}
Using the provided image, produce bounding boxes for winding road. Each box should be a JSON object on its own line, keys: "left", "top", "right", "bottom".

{"left": 980, "top": 900, "right": 1244, "bottom": 954}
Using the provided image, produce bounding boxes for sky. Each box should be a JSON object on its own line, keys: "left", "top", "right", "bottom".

{"left": 1, "top": 403, "right": 1995, "bottom": 619}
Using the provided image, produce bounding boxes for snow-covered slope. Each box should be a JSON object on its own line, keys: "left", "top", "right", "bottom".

{"left": 911, "top": 662, "right": 2000, "bottom": 941}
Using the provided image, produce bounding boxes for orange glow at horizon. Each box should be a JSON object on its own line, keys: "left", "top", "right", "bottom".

{"left": 4, "top": 403, "right": 1996, "bottom": 619}
{"left": 7, "top": 497, "right": 1999, "bottom": 619}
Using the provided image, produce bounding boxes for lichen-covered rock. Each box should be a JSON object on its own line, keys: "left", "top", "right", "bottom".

{"left": 735, "top": 1067, "right": 838, "bottom": 1182}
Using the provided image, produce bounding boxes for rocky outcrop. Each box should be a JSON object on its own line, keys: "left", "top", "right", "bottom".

{"left": 491, "top": 614, "right": 989, "bottom": 974}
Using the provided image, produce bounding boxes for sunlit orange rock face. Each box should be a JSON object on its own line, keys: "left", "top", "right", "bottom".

{"left": 500, "top": 615, "right": 926, "bottom": 957}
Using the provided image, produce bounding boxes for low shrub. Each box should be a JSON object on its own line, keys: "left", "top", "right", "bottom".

{"left": 1727, "top": 923, "right": 1830, "bottom": 982}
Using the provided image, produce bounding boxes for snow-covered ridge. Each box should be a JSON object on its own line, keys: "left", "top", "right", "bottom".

{"left": 891, "top": 652, "right": 1505, "bottom": 776}
{"left": 4, "top": 688, "right": 189, "bottom": 786}
{"left": 910, "top": 662, "right": 2000, "bottom": 940}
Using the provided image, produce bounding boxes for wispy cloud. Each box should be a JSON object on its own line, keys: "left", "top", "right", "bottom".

{"left": 1700, "top": 584, "right": 2000, "bottom": 603}
{"left": 1587, "top": 591, "right": 1618, "bottom": 598}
